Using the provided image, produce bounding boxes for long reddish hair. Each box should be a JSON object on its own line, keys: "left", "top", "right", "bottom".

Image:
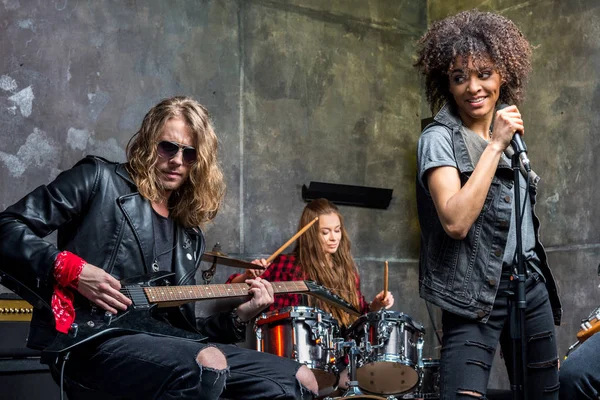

{"left": 294, "top": 198, "right": 360, "bottom": 326}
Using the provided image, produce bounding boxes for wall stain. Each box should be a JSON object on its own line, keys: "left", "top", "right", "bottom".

{"left": 0, "top": 128, "right": 59, "bottom": 177}
{"left": 295, "top": 51, "right": 335, "bottom": 115}
{"left": 67, "top": 128, "right": 91, "bottom": 151}
{"left": 7, "top": 85, "right": 34, "bottom": 117}
{"left": 250, "top": 0, "right": 421, "bottom": 37}
{"left": 88, "top": 91, "right": 110, "bottom": 122}
{"left": 17, "top": 19, "right": 34, "bottom": 31}
{"left": 0, "top": 75, "right": 18, "bottom": 92}
{"left": 2, "top": 0, "right": 21, "bottom": 11}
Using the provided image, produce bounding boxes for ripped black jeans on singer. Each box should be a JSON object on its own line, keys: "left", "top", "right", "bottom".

{"left": 439, "top": 272, "right": 559, "bottom": 400}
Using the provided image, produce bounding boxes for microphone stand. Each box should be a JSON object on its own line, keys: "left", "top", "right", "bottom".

{"left": 509, "top": 150, "right": 528, "bottom": 400}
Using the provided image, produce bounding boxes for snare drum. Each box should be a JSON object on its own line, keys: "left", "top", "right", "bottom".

{"left": 347, "top": 310, "right": 425, "bottom": 395}
{"left": 255, "top": 306, "right": 340, "bottom": 389}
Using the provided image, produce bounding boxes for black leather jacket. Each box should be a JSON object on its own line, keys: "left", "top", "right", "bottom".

{"left": 0, "top": 156, "right": 243, "bottom": 350}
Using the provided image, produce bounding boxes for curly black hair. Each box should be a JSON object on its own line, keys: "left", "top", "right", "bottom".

{"left": 415, "top": 10, "right": 532, "bottom": 113}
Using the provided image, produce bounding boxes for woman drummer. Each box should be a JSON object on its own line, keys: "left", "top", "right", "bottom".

{"left": 227, "top": 198, "right": 394, "bottom": 391}
{"left": 228, "top": 198, "right": 393, "bottom": 326}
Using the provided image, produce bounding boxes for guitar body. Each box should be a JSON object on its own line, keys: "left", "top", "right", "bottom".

{"left": 44, "top": 271, "right": 358, "bottom": 355}
{"left": 45, "top": 272, "right": 205, "bottom": 355}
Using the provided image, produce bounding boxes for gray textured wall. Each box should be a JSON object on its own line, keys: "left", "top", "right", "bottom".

{"left": 0, "top": 0, "right": 598, "bottom": 393}
{"left": 0, "top": 0, "right": 433, "bottom": 351}
{"left": 428, "top": 0, "right": 600, "bottom": 389}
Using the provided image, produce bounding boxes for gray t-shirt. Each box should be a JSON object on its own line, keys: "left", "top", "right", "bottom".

{"left": 417, "top": 125, "right": 540, "bottom": 271}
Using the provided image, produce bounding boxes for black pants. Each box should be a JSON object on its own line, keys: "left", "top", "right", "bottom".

{"left": 53, "top": 333, "right": 314, "bottom": 399}
{"left": 440, "top": 273, "right": 559, "bottom": 399}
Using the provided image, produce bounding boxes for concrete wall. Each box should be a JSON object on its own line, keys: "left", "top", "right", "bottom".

{"left": 0, "top": 0, "right": 434, "bottom": 351}
{"left": 428, "top": 0, "right": 600, "bottom": 388}
{"left": 0, "top": 0, "right": 598, "bottom": 392}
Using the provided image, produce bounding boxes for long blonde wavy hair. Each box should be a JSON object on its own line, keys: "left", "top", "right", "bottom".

{"left": 126, "top": 96, "right": 225, "bottom": 228}
{"left": 294, "top": 198, "right": 360, "bottom": 327}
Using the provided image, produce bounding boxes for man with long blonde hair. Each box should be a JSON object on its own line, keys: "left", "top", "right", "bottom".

{"left": 0, "top": 96, "right": 318, "bottom": 399}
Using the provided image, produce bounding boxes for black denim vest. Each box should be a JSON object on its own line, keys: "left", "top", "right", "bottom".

{"left": 417, "top": 104, "right": 561, "bottom": 325}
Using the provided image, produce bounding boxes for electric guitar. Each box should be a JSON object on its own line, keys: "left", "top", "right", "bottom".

{"left": 576, "top": 305, "right": 600, "bottom": 343}
{"left": 44, "top": 271, "right": 359, "bottom": 354}
{"left": 566, "top": 304, "right": 600, "bottom": 359}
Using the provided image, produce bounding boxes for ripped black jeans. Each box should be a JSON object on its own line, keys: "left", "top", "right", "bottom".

{"left": 440, "top": 272, "right": 559, "bottom": 400}
{"left": 52, "top": 333, "right": 315, "bottom": 399}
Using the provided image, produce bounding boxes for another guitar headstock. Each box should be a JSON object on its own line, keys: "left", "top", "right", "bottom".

{"left": 303, "top": 280, "right": 360, "bottom": 316}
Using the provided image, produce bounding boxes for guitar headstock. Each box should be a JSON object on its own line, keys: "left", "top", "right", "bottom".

{"left": 304, "top": 280, "right": 360, "bottom": 316}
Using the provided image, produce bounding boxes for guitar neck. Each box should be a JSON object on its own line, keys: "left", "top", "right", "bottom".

{"left": 142, "top": 281, "right": 309, "bottom": 306}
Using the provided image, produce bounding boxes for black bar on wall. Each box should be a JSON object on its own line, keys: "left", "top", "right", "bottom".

{"left": 302, "top": 181, "right": 393, "bottom": 209}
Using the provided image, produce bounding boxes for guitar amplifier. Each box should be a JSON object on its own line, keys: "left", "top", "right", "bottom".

{"left": 0, "top": 293, "right": 38, "bottom": 358}
{"left": 0, "top": 293, "right": 60, "bottom": 400}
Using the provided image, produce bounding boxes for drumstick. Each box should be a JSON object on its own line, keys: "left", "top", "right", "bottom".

{"left": 384, "top": 261, "right": 388, "bottom": 294}
{"left": 266, "top": 217, "right": 319, "bottom": 264}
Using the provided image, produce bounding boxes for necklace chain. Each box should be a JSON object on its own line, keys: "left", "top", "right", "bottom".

{"left": 461, "top": 122, "right": 493, "bottom": 141}
{"left": 152, "top": 215, "right": 176, "bottom": 272}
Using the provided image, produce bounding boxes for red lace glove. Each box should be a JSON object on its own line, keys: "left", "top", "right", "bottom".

{"left": 51, "top": 251, "right": 85, "bottom": 333}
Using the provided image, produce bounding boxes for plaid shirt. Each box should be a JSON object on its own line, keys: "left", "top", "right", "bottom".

{"left": 226, "top": 254, "right": 369, "bottom": 314}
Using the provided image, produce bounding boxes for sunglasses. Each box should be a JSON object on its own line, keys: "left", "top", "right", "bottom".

{"left": 157, "top": 141, "right": 197, "bottom": 164}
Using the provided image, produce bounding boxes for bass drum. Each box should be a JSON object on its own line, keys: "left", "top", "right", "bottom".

{"left": 255, "top": 306, "right": 340, "bottom": 390}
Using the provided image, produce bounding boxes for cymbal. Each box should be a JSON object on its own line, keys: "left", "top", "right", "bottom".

{"left": 201, "top": 251, "right": 265, "bottom": 270}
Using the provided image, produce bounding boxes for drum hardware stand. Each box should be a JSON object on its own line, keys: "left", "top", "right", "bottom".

{"left": 307, "top": 311, "right": 327, "bottom": 343}
{"left": 375, "top": 310, "right": 399, "bottom": 355}
{"left": 508, "top": 147, "right": 529, "bottom": 400}
{"left": 414, "top": 337, "right": 426, "bottom": 397}
{"left": 254, "top": 324, "right": 263, "bottom": 351}
{"left": 331, "top": 339, "right": 400, "bottom": 399}
{"left": 201, "top": 242, "right": 221, "bottom": 284}
{"left": 336, "top": 339, "right": 365, "bottom": 397}
{"left": 378, "top": 315, "right": 395, "bottom": 345}
{"left": 360, "top": 322, "right": 374, "bottom": 356}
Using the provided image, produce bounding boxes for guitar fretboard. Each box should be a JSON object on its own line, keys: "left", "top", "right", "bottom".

{"left": 143, "top": 281, "right": 309, "bottom": 304}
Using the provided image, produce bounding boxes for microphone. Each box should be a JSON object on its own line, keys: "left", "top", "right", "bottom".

{"left": 497, "top": 104, "right": 531, "bottom": 172}
{"left": 504, "top": 145, "right": 540, "bottom": 187}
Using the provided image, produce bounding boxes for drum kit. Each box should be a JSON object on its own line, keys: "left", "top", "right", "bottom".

{"left": 255, "top": 306, "right": 439, "bottom": 400}
{"left": 201, "top": 222, "right": 441, "bottom": 400}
